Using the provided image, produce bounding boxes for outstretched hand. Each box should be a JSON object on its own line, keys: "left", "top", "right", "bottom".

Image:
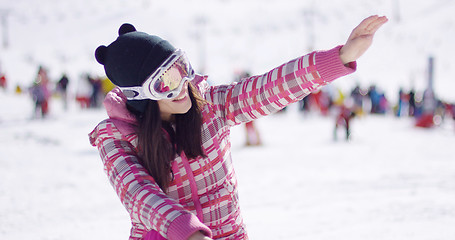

{"left": 339, "top": 15, "right": 388, "bottom": 65}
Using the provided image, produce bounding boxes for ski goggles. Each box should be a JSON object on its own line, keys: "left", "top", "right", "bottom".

{"left": 119, "top": 49, "right": 195, "bottom": 100}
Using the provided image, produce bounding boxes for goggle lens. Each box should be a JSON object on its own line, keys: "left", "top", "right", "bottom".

{"left": 152, "top": 56, "right": 191, "bottom": 93}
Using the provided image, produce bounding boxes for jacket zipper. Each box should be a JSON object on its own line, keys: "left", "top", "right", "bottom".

{"left": 180, "top": 152, "right": 204, "bottom": 222}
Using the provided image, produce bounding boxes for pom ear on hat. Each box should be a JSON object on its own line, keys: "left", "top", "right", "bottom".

{"left": 118, "top": 23, "right": 136, "bottom": 35}
{"left": 94, "top": 23, "right": 136, "bottom": 65}
{"left": 95, "top": 45, "right": 107, "bottom": 65}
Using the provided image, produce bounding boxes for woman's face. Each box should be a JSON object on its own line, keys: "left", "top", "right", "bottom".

{"left": 157, "top": 81, "right": 192, "bottom": 121}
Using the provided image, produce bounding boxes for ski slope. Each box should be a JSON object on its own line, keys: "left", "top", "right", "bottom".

{"left": 0, "top": 92, "right": 454, "bottom": 239}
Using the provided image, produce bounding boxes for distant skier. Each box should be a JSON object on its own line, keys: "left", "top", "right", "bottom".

{"left": 334, "top": 104, "right": 356, "bottom": 141}
{"left": 30, "top": 66, "right": 51, "bottom": 118}
{"left": 0, "top": 73, "right": 6, "bottom": 90}
{"left": 57, "top": 73, "right": 69, "bottom": 110}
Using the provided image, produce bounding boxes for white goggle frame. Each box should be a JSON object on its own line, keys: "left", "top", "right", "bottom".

{"left": 119, "top": 49, "right": 195, "bottom": 100}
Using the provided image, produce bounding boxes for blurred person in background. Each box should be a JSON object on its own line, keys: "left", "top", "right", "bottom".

{"left": 0, "top": 72, "right": 6, "bottom": 90}
{"left": 86, "top": 73, "right": 102, "bottom": 108}
{"left": 334, "top": 103, "right": 356, "bottom": 141}
{"left": 0, "top": 63, "right": 6, "bottom": 90}
{"left": 451, "top": 103, "right": 455, "bottom": 131}
{"left": 89, "top": 15, "right": 387, "bottom": 240}
{"left": 408, "top": 88, "right": 416, "bottom": 116}
{"left": 30, "top": 65, "right": 51, "bottom": 118}
{"left": 57, "top": 73, "right": 69, "bottom": 110}
{"left": 396, "top": 88, "right": 407, "bottom": 117}
{"left": 350, "top": 85, "right": 365, "bottom": 115}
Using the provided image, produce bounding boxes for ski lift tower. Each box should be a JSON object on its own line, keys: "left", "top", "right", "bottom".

{"left": 423, "top": 56, "right": 436, "bottom": 114}
{"left": 0, "top": 9, "right": 10, "bottom": 49}
{"left": 415, "top": 55, "right": 437, "bottom": 128}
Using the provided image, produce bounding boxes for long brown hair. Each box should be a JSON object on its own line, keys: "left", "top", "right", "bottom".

{"left": 131, "top": 83, "right": 206, "bottom": 192}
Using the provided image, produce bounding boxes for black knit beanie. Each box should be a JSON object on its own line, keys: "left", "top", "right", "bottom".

{"left": 94, "top": 23, "right": 176, "bottom": 114}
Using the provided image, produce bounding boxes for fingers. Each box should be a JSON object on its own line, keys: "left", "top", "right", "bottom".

{"left": 357, "top": 15, "right": 388, "bottom": 33}
{"left": 360, "top": 15, "right": 381, "bottom": 29}
{"left": 354, "top": 15, "right": 379, "bottom": 33}
{"left": 347, "top": 15, "right": 387, "bottom": 42}
{"left": 367, "top": 16, "right": 388, "bottom": 34}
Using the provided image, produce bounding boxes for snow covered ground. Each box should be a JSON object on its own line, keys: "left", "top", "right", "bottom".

{"left": 0, "top": 92, "right": 454, "bottom": 240}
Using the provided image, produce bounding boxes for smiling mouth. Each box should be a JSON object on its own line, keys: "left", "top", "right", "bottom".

{"left": 173, "top": 95, "right": 186, "bottom": 101}
{"left": 173, "top": 82, "right": 189, "bottom": 101}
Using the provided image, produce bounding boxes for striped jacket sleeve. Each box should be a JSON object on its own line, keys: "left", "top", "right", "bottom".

{"left": 205, "top": 45, "right": 356, "bottom": 126}
{"left": 89, "top": 120, "right": 212, "bottom": 240}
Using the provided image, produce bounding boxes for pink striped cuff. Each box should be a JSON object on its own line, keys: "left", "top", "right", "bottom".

{"left": 167, "top": 213, "right": 212, "bottom": 240}
{"left": 315, "top": 45, "right": 357, "bottom": 82}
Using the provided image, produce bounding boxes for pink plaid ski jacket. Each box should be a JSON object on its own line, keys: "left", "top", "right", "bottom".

{"left": 89, "top": 46, "right": 355, "bottom": 240}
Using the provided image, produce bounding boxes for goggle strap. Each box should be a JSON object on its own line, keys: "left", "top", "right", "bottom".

{"left": 118, "top": 86, "right": 157, "bottom": 100}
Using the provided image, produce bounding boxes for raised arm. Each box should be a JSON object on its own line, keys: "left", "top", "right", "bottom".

{"left": 204, "top": 15, "right": 387, "bottom": 126}
{"left": 206, "top": 46, "right": 355, "bottom": 126}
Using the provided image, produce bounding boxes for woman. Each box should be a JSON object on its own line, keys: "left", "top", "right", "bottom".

{"left": 89, "top": 15, "right": 387, "bottom": 240}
